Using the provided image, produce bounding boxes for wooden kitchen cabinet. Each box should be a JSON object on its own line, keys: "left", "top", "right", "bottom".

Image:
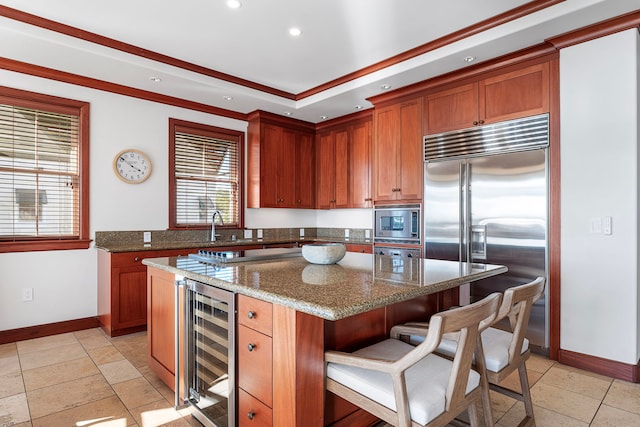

{"left": 247, "top": 111, "right": 316, "bottom": 208}
{"left": 316, "top": 111, "right": 373, "bottom": 209}
{"left": 316, "top": 129, "right": 348, "bottom": 209}
{"left": 425, "top": 62, "right": 550, "bottom": 135}
{"left": 97, "top": 248, "right": 197, "bottom": 337}
{"left": 238, "top": 294, "right": 274, "bottom": 426}
{"left": 373, "top": 97, "right": 423, "bottom": 202}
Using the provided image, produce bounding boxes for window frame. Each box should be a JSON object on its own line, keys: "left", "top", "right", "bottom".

{"left": 0, "top": 86, "right": 90, "bottom": 253}
{"left": 168, "top": 118, "right": 244, "bottom": 230}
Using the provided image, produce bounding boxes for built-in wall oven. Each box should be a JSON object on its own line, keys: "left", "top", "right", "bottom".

{"left": 373, "top": 204, "right": 421, "bottom": 244}
{"left": 177, "top": 279, "right": 236, "bottom": 427}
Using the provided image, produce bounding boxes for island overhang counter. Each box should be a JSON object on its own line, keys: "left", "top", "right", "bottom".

{"left": 143, "top": 251, "right": 507, "bottom": 427}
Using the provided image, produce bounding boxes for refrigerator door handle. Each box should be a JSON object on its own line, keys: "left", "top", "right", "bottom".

{"left": 471, "top": 225, "right": 487, "bottom": 260}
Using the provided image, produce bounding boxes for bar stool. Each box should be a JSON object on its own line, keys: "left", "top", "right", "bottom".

{"left": 392, "top": 277, "right": 546, "bottom": 427}
{"left": 324, "top": 292, "right": 501, "bottom": 427}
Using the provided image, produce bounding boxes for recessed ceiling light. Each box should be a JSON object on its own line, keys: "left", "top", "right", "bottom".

{"left": 149, "top": 76, "right": 161, "bottom": 83}
{"left": 283, "top": 111, "right": 292, "bottom": 116}
{"left": 320, "top": 115, "right": 328, "bottom": 120}
{"left": 226, "top": 0, "right": 241, "bottom": 9}
{"left": 464, "top": 55, "right": 476, "bottom": 63}
{"left": 354, "top": 105, "right": 363, "bottom": 110}
{"left": 223, "top": 95, "right": 233, "bottom": 101}
{"left": 380, "top": 84, "right": 391, "bottom": 90}
{"left": 289, "top": 27, "right": 302, "bottom": 37}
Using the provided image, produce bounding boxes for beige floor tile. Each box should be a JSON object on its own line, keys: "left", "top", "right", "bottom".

{"left": 498, "top": 403, "right": 588, "bottom": 426}
{"left": 99, "top": 359, "right": 142, "bottom": 385}
{"left": 22, "top": 356, "right": 99, "bottom": 391}
{"left": 112, "top": 377, "right": 164, "bottom": 411}
{"left": 526, "top": 353, "right": 555, "bottom": 374}
{"left": 0, "top": 371, "right": 25, "bottom": 399}
{"left": 26, "top": 373, "right": 114, "bottom": 419}
{"left": 489, "top": 389, "right": 517, "bottom": 421}
{"left": 0, "top": 343, "right": 17, "bottom": 359}
{"left": 496, "top": 365, "right": 543, "bottom": 394}
{"left": 138, "top": 364, "right": 175, "bottom": 402}
{"left": 74, "top": 328, "right": 112, "bottom": 350}
{"left": 591, "top": 403, "right": 640, "bottom": 426}
{"left": 530, "top": 382, "right": 600, "bottom": 423}
{"left": 0, "top": 393, "right": 30, "bottom": 425}
{"left": 111, "top": 337, "right": 147, "bottom": 369}
{"left": 602, "top": 378, "right": 640, "bottom": 415}
{"left": 16, "top": 333, "right": 78, "bottom": 355}
{"left": 0, "top": 354, "right": 21, "bottom": 376}
{"left": 538, "top": 364, "right": 612, "bottom": 400}
{"left": 31, "top": 395, "right": 136, "bottom": 427}
{"left": 18, "top": 343, "right": 87, "bottom": 371}
{"left": 130, "top": 399, "right": 192, "bottom": 427}
{"left": 87, "top": 344, "right": 126, "bottom": 365}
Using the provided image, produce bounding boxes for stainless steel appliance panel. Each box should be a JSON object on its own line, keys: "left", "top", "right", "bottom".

{"left": 373, "top": 204, "right": 421, "bottom": 244}
{"left": 424, "top": 149, "right": 548, "bottom": 351}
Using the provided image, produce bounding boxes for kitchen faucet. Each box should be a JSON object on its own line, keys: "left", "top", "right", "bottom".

{"left": 211, "top": 210, "right": 224, "bottom": 241}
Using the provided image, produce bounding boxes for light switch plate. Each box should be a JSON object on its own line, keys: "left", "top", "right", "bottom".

{"left": 590, "top": 217, "right": 602, "bottom": 234}
{"left": 244, "top": 229, "right": 252, "bottom": 239}
{"left": 603, "top": 216, "right": 612, "bottom": 235}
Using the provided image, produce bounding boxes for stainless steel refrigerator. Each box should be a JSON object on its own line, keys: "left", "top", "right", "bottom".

{"left": 423, "top": 114, "right": 549, "bottom": 353}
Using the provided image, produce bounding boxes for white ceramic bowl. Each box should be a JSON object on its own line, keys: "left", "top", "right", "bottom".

{"left": 301, "top": 243, "right": 346, "bottom": 265}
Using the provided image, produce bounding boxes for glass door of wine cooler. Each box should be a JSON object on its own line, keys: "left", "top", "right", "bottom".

{"left": 180, "top": 279, "right": 236, "bottom": 427}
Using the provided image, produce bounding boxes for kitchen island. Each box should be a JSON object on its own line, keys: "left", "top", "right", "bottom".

{"left": 144, "top": 251, "right": 506, "bottom": 427}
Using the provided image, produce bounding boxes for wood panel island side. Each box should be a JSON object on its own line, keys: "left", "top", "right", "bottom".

{"left": 143, "top": 251, "right": 506, "bottom": 427}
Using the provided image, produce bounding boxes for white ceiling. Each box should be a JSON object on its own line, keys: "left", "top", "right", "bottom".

{"left": 1, "top": 0, "right": 639, "bottom": 123}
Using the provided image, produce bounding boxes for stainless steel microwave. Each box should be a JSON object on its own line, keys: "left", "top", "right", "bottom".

{"left": 373, "top": 204, "right": 421, "bottom": 243}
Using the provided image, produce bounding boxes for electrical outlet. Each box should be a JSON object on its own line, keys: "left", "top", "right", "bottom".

{"left": 344, "top": 229, "right": 350, "bottom": 239}
{"left": 299, "top": 228, "right": 305, "bottom": 238}
{"left": 143, "top": 231, "right": 151, "bottom": 243}
{"left": 365, "top": 229, "right": 371, "bottom": 239}
{"left": 257, "top": 229, "right": 263, "bottom": 239}
{"left": 22, "top": 288, "right": 33, "bottom": 302}
{"left": 603, "top": 216, "right": 612, "bottom": 235}
{"left": 244, "top": 229, "right": 252, "bottom": 239}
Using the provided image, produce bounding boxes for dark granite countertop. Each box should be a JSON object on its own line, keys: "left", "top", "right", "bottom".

{"left": 143, "top": 252, "right": 507, "bottom": 321}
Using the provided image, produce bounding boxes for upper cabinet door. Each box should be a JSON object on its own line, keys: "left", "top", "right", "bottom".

{"left": 425, "top": 83, "right": 479, "bottom": 135}
{"left": 397, "top": 99, "right": 423, "bottom": 201}
{"left": 373, "top": 105, "right": 399, "bottom": 202}
{"left": 349, "top": 121, "right": 372, "bottom": 208}
{"left": 294, "top": 131, "right": 315, "bottom": 208}
{"left": 333, "top": 129, "right": 349, "bottom": 209}
{"left": 480, "top": 62, "right": 550, "bottom": 125}
{"left": 316, "top": 131, "right": 335, "bottom": 209}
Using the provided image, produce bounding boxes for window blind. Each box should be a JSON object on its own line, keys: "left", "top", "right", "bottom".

{"left": 174, "top": 130, "right": 239, "bottom": 227}
{"left": 0, "top": 103, "right": 80, "bottom": 239}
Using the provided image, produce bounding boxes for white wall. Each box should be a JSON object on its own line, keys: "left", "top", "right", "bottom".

{"left": 560, "top": 29, "right": 640, "bottom": 364}
{"left": 0, "top": 69, "right": 249, "bottom": 330}
{"left": 0, "top": 70, "right": 372, "bottom": 331}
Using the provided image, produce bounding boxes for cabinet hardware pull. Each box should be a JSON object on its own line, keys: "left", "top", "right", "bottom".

{"left": 479, "top": 119, "right": 485, "bottom": 124}
{"left": 364, "top": 198, "right": 372, "bottom": 201}
{"left": 247, "top": 311, "right": 256, "bottom": 319}
{"left": 247, "top": 343, "right": 256, "bottom": 352}
{"left": 134, "top": 257, "right": 140, "bottom": 262}
{"left": 247, "top": 411, "right": 256, "bottom": 420}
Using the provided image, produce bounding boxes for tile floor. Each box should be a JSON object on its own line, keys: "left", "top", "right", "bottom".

{"left": 1, "top": 328, "right": 640, "bottom": 426}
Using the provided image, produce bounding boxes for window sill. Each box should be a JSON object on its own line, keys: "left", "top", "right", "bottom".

{"left": 0, "top": 239, "right": 93, "bottom": 253}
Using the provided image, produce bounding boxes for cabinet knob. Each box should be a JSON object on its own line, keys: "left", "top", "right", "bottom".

{"left": 364, "top": 198, "right": 372, "bottom": 201}
{"left": 479, "top": 119, "right": 485, "bottom": 124}
{"left": 247, "top": 343, "right": 256, "bottom": 352}
{"left": 473, "top": 121, "right": 478, "bottom": 125}
{"left": 247, "top": 311, "right": 256, "bottom": 319}
{"left": 247, "top": 411, "right": 256, "bottom": 420}
{"left": 134, "top": 257, "right": 140, "bottom": 262}
{"left": 297, "top": 199, "right": 301, "bottom": 203}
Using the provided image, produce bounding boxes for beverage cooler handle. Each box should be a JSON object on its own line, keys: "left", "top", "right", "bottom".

{"left": 471, "top": 225, "right": 487, "bottom": 260}
{"left": 174, "top": 279, "right": 187, "bottom": 409}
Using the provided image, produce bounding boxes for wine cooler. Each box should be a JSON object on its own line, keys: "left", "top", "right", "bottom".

{"left": 177, "top": 279, "right": 236, "bottom": 427}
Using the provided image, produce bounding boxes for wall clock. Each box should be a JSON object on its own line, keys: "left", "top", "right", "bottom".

{"left": 113, "top": 149, "right": 152, "bottom": 184}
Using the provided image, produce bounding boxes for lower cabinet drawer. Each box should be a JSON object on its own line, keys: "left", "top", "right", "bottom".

{"left": 239, "top": 389, "right": 272, "bottom": 427}
{"left": 238, "top": 324, "right": 273, "bottom": 407}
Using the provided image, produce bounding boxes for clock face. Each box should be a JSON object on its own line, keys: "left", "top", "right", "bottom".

{"left": 113, "top": 149, "right": 152, "bottom": 183}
